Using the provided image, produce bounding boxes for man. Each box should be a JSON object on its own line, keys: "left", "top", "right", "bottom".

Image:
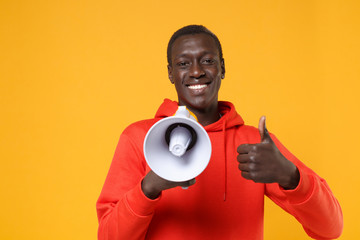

{"left": 97, "top": 25, "right": 343, "bottom": 239}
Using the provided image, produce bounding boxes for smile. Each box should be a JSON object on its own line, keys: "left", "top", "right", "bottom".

{"left": 187, "top": 84, "right": 208, "bottom": 90}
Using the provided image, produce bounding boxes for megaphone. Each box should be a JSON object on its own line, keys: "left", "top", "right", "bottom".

{"left": 143, "top": 106, "right": 212, "bottom": 182}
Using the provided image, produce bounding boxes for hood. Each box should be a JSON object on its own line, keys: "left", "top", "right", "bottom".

{"left": 155, "top": 98, "right": 245, "bottom": 130}
{"left": 155, "top": 98, "right": 243, "bottom": 201}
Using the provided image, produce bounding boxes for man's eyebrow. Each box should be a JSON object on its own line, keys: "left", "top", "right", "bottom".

{"left": 174, "top": 54, "right": 189, "bottom": 59}
{"left": 174, "top": 51, "right": 217, "bottom": 60}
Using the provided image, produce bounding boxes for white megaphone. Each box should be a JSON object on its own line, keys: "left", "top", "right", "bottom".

{"left": 143, "top": 106, "right": 212, "bottom": 182}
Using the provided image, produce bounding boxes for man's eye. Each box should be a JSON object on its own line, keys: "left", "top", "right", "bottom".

{"left": 176, "top": 62, "right": 189, "bottom": 67}
{"left": 203, "top": 59, "right": 215, "bottom": 64}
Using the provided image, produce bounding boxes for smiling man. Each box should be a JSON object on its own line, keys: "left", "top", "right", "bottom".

{"left": 96, "top": 25, "right": 343, "bottom": 240}
{"left": 167, "top": 31, "right": 225, "bottom": 126}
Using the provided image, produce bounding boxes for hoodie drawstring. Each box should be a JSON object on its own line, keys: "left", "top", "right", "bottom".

{"left": 221, "top": 114, "right": 227, "bottom": 201}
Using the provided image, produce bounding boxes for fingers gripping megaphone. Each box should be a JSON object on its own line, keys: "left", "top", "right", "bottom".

{"left": 143, "top": 106, "right": 212, "bottom": 182}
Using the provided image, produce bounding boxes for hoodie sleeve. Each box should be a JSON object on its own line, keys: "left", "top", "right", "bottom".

{"left": 265, "top": 134, "right": 343, "bottom": 240}
{"left": 96, "top": 127, "right": 160, "bottom": 240}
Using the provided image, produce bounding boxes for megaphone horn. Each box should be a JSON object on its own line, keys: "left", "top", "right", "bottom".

{"left": 143, "top": 106, "right": 212, "bottom": 182}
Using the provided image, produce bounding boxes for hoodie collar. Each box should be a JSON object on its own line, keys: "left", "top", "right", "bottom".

{"left": 154, "top": 98, "right": 244, "bottom": 131}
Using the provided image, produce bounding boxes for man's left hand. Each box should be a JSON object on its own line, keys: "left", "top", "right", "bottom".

{"left": 237, "top": 116, "right": 300, "bottom": 189}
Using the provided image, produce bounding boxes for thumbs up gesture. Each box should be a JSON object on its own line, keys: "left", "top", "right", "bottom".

{"left": 237, "top": 116, "right": 300, "bottom": 189}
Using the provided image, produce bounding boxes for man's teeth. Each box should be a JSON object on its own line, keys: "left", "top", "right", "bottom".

{"left": 188, "top": 84, "right": 207, "bottom": 90}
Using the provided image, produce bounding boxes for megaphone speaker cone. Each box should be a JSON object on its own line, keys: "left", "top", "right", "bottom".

{"left": 143, "top": 115, "right": 212, "bottom": 182}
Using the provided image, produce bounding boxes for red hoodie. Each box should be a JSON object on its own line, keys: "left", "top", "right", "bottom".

{"left": 96, "top": 99, "right": 343, "bottom": 240}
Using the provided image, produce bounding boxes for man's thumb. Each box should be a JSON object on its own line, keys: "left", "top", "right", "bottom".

{"left": 259, "top": 116, "right": 271, "bottom": 143}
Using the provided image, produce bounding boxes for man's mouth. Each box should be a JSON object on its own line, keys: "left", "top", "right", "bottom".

{"left": 187, "top": 84, "right": 208, "bottom": 90}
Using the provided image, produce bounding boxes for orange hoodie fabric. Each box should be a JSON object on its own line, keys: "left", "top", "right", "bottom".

{"left": 96, "top": 99, "right": 343, "bottom": 240}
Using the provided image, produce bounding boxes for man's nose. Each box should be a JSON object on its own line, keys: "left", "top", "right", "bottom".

{"left": 189, "top": 62, "right": 205, "bottom": 78}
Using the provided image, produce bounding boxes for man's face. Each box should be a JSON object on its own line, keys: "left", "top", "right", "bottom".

{"left": 168, "top": 33, "right": 225, "bottom": 112}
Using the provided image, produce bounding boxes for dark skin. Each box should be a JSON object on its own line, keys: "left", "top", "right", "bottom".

{"left": 142, "top": 33, "right": 299, "bottom": 199}
{"left": 238, "top": 116, "right": 300, "bottom": 189}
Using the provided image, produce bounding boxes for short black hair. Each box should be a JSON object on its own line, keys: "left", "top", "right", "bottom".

{"left": 167, "top": 25, "right": 223, "bottom": 66}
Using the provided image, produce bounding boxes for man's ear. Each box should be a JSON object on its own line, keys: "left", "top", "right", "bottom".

{"left": 221, "top": 58, "right": 226, "bottom": 79}
{"left": 167, "top": 65, "right": 174, "bottom": 84}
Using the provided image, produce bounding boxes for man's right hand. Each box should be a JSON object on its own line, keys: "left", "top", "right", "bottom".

{"left": 141, "top": 170, "right": 196, "bottom": 199}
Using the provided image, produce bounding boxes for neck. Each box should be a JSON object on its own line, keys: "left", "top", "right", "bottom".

{"left": 187, "top": 104, "right": 220, "bottom": 126}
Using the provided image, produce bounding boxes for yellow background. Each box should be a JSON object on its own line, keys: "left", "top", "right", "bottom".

{"left": 1, "top": 0, "right": 359, "bottom": 239}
